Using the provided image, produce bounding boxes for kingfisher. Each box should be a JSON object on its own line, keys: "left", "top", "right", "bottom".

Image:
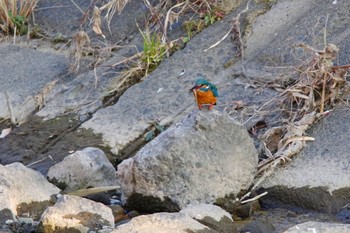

{"left": 189, "top": 79, "right": 218, "bottom": 110}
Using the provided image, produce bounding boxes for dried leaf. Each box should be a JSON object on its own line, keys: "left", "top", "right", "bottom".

{"left": 261, "top": 127, "right": 284, "bottom": 153}
{"left": 92, "top": 7, "right": 105, "bottom": 38}
{"left": 234, "top": 100, "right": 245, "bottom": 110}
{"left": 0, "top": 128, "right": 11, "bottom": 138}
{"left": 249, "top": 120, "right": 267, "bottom": 136}
{"left": 67, "top": 186, "right": 120, "bottom": 196}
{"left": 33, "top": 80, "right": 57, "bottom": 110}
{"left": 291, "top": 92, "right": 310, "bottom": 99}
{"left": 69, "top": 31, "right": 91, "bottom": 73}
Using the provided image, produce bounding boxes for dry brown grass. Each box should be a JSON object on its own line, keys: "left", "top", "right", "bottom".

{"left": 0, "top": 0, "right": 38, "bottom": 34}
{"left": 73, "top": 0, "right": 226, "bottom": 75}
{"left": 69, "top": 31, "right": 91, "bottom": 73}
{"left": 245, "top": 43, "right": 350, "bottom": 191}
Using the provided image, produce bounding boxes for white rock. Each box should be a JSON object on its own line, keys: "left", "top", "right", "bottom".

{"left": 112, "top": 212, "right": 207, "bottom": 233}
{"left": 111, "top": 204, "right": 236, "bottom": 233}
{"left": 40, "top": 195, "right": 115, "bottom": 233}
{"left": 5, "top": 219, "right": 14, "bottom": 225}
{"left": 0, "top": 162, "right": 60, "bottom": 221}
{"left": 283, "top": 221, "right": 350, "bottom": 233}
{"left": 18, "top": 217, "right": 34, "bottom": 225}
{"left": 47, "top": 147, "right": 118, "bottom": 191}
{"left": 180, "top": 204, "right": 236, "bottom": 233}
{"left": 180, "top": 203, "right": 232, "bottom": 222}
{"left": 117, "top": 111, "right": 258, "bottom": 208}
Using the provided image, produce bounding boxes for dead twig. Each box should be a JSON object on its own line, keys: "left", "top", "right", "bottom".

{"left": 69, "top": 31, "right": 91, "bottom": 73}
{"left": 204, "top": 0, "right": 251, "bottom": 53}
{"left": 254, "top": 43, "right": 349, "bottom": 180}
{"left": 26, "top": 155, "right": 53, "bottom": 167}
{"left": 162, "top": 1, "right": 187, "bottom": 44}
{"left": 5, "top": 91, "right": 16, "bottom": 125}
{"left": 241, "top": 191, "right": 268, "bottom": 204}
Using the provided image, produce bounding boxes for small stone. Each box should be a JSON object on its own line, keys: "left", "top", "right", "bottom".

{"left": 40, "top": 195, "right": 115, "bottom": 232}
{"left": 47, "top": 147, "right": 118, "bottom": 192}
{"left": 98, "top": 228, "right": 113, "bottom": 233}
{"left": 5, "top": 220, "right": 14, "bottom": 225}
{"left": 109, "top": 205, "right": 125, "bottom": 215}
{"left": 110, "top": 199, "right": 121, "bottom": 205}
{"left": 17, "top": 217, "right": 34, "bottom": 225}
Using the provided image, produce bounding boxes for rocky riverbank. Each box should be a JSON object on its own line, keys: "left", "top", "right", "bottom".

{"left": 1, "top": 0, "right": 350, "bottom": 232}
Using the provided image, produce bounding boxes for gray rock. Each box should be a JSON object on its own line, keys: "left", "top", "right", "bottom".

{"left": 0, "top": 229, "right": 13, "bottom": 233}
{"left": 35, "top": 69, "right": 105, "bottom": 119}
{"left": 180, "top": 204, "right": 237, "bottom": 233}
{"left": 180, "top": 203, "right": 233, "bottom": 223}
{"left": 80, "top": 10, "right": 239, "bottom": 155}
{"left": 40, "top": 0, "right": 350, "bottom": 158}
{"left": 35, "top": 42, "right": 140, "bottom": 119}
{"left": 47, "top": 147, "right": 118, "bottom": 192}
{"left": 35, "top": 0, "right": 90, "bottom": 38}
{"left": 112, "top": 204, "right": 236, "bottom": 233}
{"left": 34, "top": 2, "right": 149, "bottom": 121}
{"left": 39, "top": 194, "right": 115, "bottom": 233}
{"left": 17, "top": 217, "right": 34, "bottom": 225}
{"left": 260, "top": 107, "right": 350, "bottom": 213}
{"left": 35, "top": 0, "right": 185, "bottom": 121}
{"left": 0, "top": 44, "right": 68, "bottom": 123}
{"left": 36, "top": 0, "right": 277, "bottom": 154}
{"left": 242, "top": 0, "right": 350, "bottom": 70}
{"left": 0, "top": 163, "right": 60, "bottom": 223}
{"left": 34, "top": 0, "right": 148, "bottom": 43}
{"left": 112, "top": 212, "right": 207, "bottom": 233}
{"left": 283, "top": 221, "right": 350, "bottom": 233}
{"left": 243, "top": 0, "right": 315, "bottom": 62}
{"left": 117, "top": 111, "right": 258, "bottom": 208}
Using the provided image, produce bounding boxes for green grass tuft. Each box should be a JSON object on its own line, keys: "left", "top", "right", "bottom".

{"left": 0, "top": 0, "right": 38, "bottom": 35}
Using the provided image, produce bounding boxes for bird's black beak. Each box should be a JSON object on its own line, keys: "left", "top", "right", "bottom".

{"left": 189, "top": 85, "right": 200, "bottom": 93}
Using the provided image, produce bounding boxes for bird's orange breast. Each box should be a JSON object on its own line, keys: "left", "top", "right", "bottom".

{"left": 194, "top": 89, "right": 217, "bottom": 105}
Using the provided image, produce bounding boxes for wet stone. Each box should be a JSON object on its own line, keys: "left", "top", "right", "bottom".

{"left": 0, "top": 115, "right": 113, "bottom": 176}
{"left": 124, "top": 193, "right": 180, "bottom": 214}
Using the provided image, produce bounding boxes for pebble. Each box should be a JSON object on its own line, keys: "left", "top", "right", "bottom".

{"left": 17, "top": 217, "right": 34, "bottom": 225}
{"left": 4, "top": 220, "right": 13, "bottom": 225}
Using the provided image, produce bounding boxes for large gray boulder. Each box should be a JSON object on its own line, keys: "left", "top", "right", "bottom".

{"left": 112, "top": 204, "right": 236, "bottom": 233}
{"left": 241, "top": 0, "right": 350, "bottom": 70}
{"left": 117, "top": 111, "right": 258, "bottom": 208}
{"left": 260, "top": 107, "right": 350, "bottom": 213}
{"left": 283, "top": 221, "right": 350, "bottom": 233}
{"left": 39, "top": 194, "right": 115, "bottom": 233}
{"left": 0, "top": 163, "right": 60, "bottom": 223}
{"left": 0, "top": 44, "right": 68, "bottom": 123}
{"left": 47, "top": 147, "right": 118, "bottom": 191}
